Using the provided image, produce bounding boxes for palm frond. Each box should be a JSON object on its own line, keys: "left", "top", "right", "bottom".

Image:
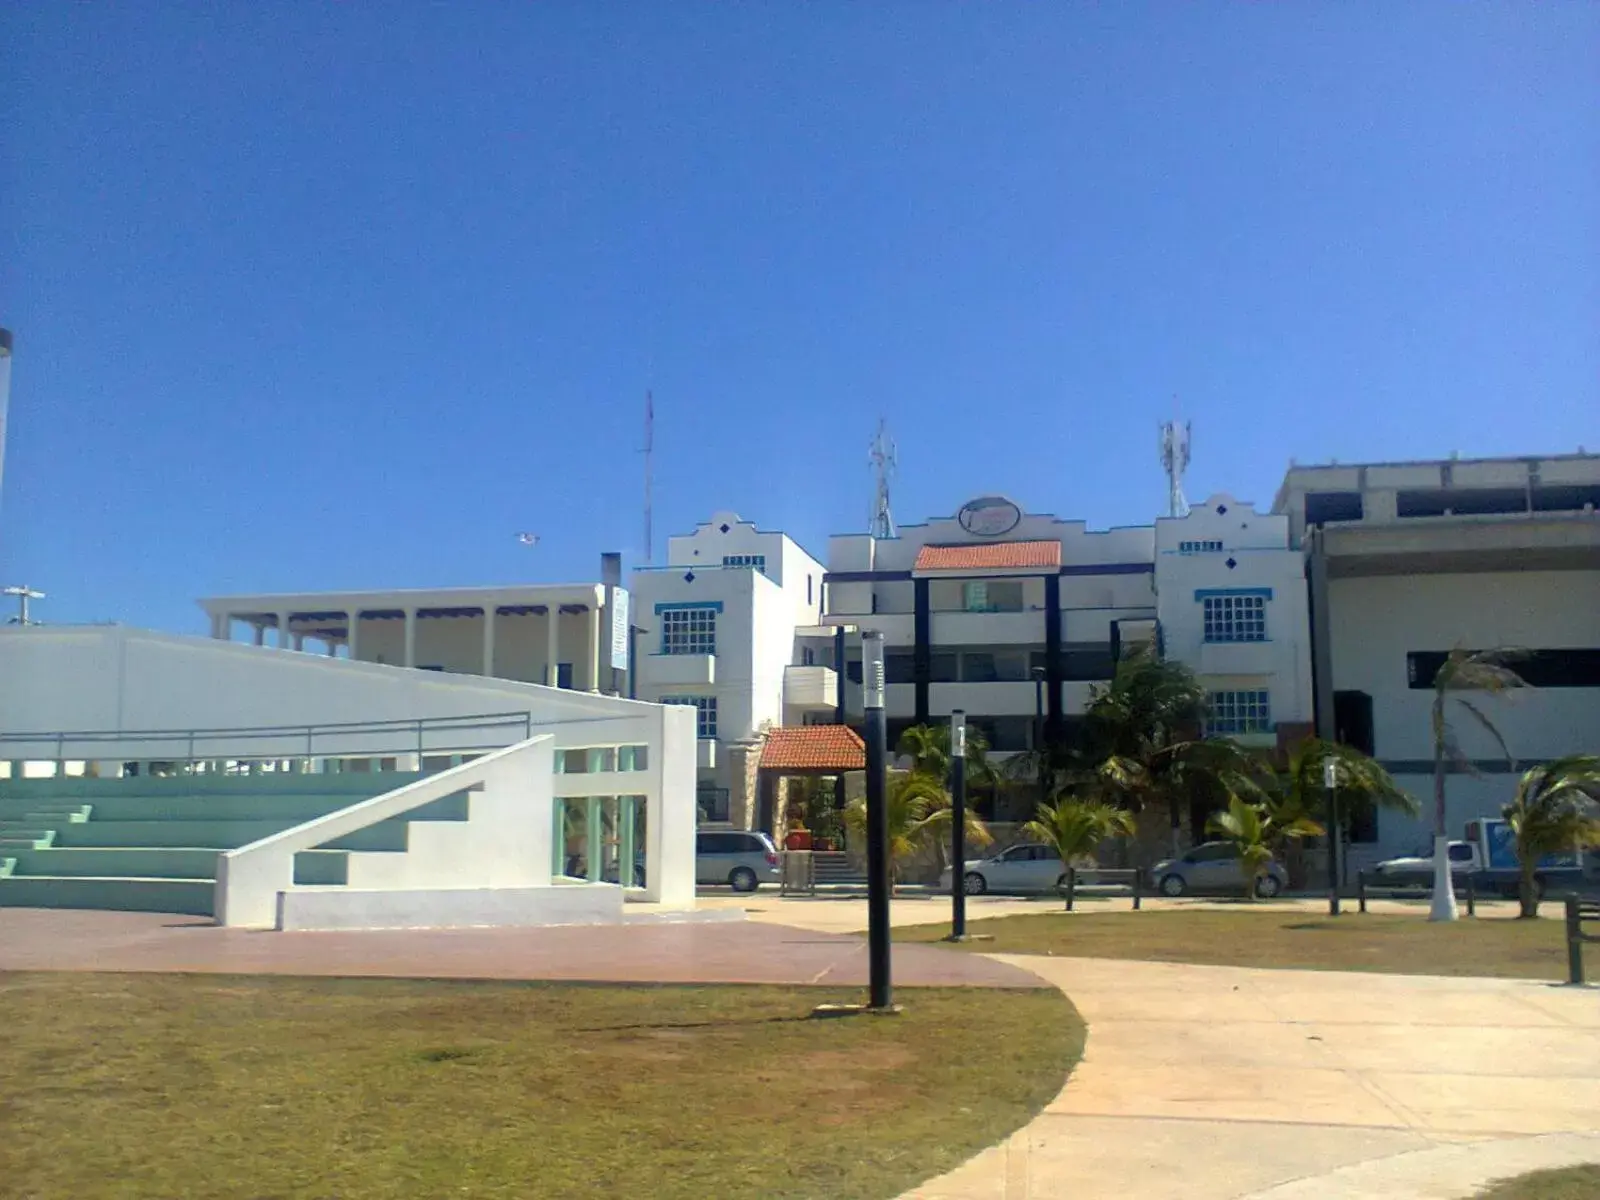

{"left": 1453, "top": 696, "right": 1515, "bottom": 770}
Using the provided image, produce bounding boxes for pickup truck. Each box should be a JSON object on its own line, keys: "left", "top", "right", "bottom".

{"left": 1372, "top": 819, "right": 1592, "bottom": 899}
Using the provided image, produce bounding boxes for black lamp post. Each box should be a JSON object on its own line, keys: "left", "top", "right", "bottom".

{"left": 861, "top": 630, "right": 892, "bottom": 1009}
{"left": 1324, "top": 757, "right": 1342, "bottom": 916}
{"left": 948, "top": 708, "right": 967, "bottom": 941}
{"left": 1031, "top": 665, "right": 1047, "bottom": 809}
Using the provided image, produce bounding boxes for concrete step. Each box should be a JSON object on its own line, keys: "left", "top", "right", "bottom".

{"left": 8, "top": 847, "right": 221, "bottom": 881}
{"left": 58, "top": 795, "right": 365, "bottom": 822}
{"left": 0, "top": 857, "right": 14, "bottom": 878}
{"left": 0, "top": 832, "right": 54, "bottom": 849}
{"left": 0, "top": 875, "right": 214, "bottom": 917}
{"left": 0, "top": 804, "right": 91, "bottom": 823}
{"left": 51, "top": 820, "right": 296, "bottom": 849}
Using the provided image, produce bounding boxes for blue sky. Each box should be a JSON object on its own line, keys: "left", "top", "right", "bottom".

{"left": 2, "top": 5, "right": 1595, "bottom": 632}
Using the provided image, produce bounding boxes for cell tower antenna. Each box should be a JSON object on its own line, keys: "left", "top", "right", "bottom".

{"left": 1159, "top": 413, "right": 1191, "bottom": 518}
{"left": 642, "top": 390, "right": 655, "bottom": 565}
{"left": 868, "top": 418, "right": 897, "bottom": 539}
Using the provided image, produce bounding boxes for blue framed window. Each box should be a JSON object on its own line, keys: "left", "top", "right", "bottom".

{"left": 1200, "top": 590, "right": 1268, "bottom": 642}
{"left": 1179, "top": 540, "right": 1223, "bottom": 554}
{"left": 662, "top": 695, "right": 717, "bottom": 738}
{"left": 660, "top": 606, "right": 717, "bottom": 655}
{"left": 722, "top": 554, "right": 766, "bottom": 574}
{"left": 1208, "top": 690, "right": 1271, "bottom": 734}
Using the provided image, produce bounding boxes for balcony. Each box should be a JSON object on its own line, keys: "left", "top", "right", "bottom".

{"left": 1199, "top": 640, "right": 1277, "bottom": 677}
{"left": 647, "top": 652, "right": 716, "bottom": 686}
{"left": 784, "top": 665, "right": 840, "bottom": 711}
{"left": 697, "top": 738, "right": 717, "bottom": 770}
{"left": 930, "top": 610, "right": 1043, "bottom": 645}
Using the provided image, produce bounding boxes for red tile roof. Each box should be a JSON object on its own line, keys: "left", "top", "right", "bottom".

{"left": 913, "top": 540, "right": 1062, "bottom": 572}
{"left": 759, "top": 725, "right": 867, "bottom": 772}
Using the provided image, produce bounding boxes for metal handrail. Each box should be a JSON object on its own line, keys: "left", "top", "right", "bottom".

{"left": 0, "top": 710, "right": 535, "bottom": 763}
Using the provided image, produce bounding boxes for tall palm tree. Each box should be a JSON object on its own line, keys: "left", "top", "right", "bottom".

{"left": 1502, "top": 755, "right": 1600, "bottom": 919}
{"left": 1429, "top": 648, "right": 1525, "bottom": 922}
{"left": 1021, "top": 798, "right": 1136, "bottom": 908}
{"left": 896, "top": 722, "right": 996, "bottom": 789}
{"left": 1206, "top": 794, "right": 1323, "bottom": 900}
{"left": 1070, "top": 647, "right": 1265, "bottom": 854}
{"left": 843, "top": 770, "right": 990, "bottom": 889}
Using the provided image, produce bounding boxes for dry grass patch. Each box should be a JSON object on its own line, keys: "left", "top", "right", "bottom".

{"left": 1474, "top": 1164, "right": 1600, "bottom": 1198}
{"left": 903, "top": 909, "right": 1570, "bottom": 978}
{"left": 0, "top": 972, "right": 1082, "bottom": 1200}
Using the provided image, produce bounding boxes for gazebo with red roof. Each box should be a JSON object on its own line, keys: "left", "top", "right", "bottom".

{"left": 754, "top": 726, "right": 866, "bottom": 837}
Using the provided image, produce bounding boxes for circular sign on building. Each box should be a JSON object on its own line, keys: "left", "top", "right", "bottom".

{"left": 957, "top": 495, "right": 1023, "bottom": 537}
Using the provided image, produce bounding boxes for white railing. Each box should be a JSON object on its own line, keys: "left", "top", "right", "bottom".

{"left": 215, "top": 733, "right": 553, "bottom": 928}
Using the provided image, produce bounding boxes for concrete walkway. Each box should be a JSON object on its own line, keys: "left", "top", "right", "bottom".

{"left": 903, "top": 956, "right": 1600, "bottom": 1200}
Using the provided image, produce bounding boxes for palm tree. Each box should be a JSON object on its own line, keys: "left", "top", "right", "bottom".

{"left": 1429, "top": 648, "right": 1526, "bottom": 922}
{"left": 1075, "top": 647, "right": 1260, "bottom": 855}
{"left": 843, "top": 770, "right": 990, "bottom": 889}
{"left": 1229, "top": 738, "right": 1418, "bottom": 889}
{"left": 1022, "top": 798, "right": 1136, "bottom": 908}
{"left": 1206, "top": 793, "right": 1323, "bottom": 900}
{"left": 896, "top": 722, "right": 995, "bottom": 789}
{"left": 1502, "top": 755, "right": 1600, "bottom": 919}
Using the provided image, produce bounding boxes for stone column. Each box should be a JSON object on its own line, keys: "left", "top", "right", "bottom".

{"left": 587, "top": 605, "right": 602, "bottom": 692}
{"left": 210, "top": 612, "right": 227, "bottom": 640}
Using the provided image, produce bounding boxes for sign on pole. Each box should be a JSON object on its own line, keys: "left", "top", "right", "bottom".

{"left": 609, "top": 587, "right": 630, "bottom": 671}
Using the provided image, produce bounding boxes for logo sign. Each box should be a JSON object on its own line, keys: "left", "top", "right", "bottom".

{"left": 957, "top": 495, "right": 1023, "bottom": 537}
{"left": 609, "top": 588, "right": 630, "bottom": 671}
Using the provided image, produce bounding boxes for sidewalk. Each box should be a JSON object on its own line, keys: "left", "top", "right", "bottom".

{"left": 902, "top": 955, "right": 1600, "bottom": 1200}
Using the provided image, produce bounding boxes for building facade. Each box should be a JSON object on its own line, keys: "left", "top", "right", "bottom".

{"left": 1276, "top": 452, "right": 1600, "bottom": 862}
{"left": 628, "top": 512, "right": 826, "bottom": 816}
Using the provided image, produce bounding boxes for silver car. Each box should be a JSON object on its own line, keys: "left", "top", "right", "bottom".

{"left": 1151, "top": 841, "right": 1288, "bottom": 898}
{"left": 941, "top": 843, "right": 1067, "bottom": 896}
{"left": 696, "top": 829, "right": 781, "bottom": 892}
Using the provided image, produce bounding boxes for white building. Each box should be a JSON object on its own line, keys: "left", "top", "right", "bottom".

{"left": 628, "top": 512, "right": 827, "bottom": 818}
{"left": 1275, "top": 452, "right": 1600, "bottom": 862}
{"left": 0, "top": 623, "right": 698, "bottom": 927}
{"left": 200, "top": 574, "right": 632, "bottom": 696}
{"left": 821, "top": 493, "right": 1313, "bottom": 784}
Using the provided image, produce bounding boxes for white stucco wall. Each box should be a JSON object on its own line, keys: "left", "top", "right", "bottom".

{"left": 1156, "top": 493, "right": 1314, "bottom": 728}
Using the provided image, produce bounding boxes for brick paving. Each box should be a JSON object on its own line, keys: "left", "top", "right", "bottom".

{"left": 0, "top": 908, "right": 1046, "bottom": 988}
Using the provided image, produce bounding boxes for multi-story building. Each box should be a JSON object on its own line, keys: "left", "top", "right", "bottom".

{"left": 1275, "top": 452, "right": 1600, "bottom": 862}
{"left": 819, "top": 492, "right": 1313, "bottom": 777}
{"left": 628, "top": 512, "right": 827, "bottom": 818}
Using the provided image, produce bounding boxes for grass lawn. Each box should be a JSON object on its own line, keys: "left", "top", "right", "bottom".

{"left": 0, "top": 973, "right": 1083, "bottom": 1200}
{"left": 1475, "top": 1164, "right": 1600, "bottom": 1198}
{"left": 902, "top": 910, "right": 1572, "bottom": 979}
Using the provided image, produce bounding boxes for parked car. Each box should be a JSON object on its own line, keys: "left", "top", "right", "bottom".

{"left": 696, "top": 829, "right": 781, "bottom": 892}
{"left": 941, "top": 843, "right": 1067, "bottom": 896}
{"left": 1151, "top": 841, "right": 1288, "bottom": 898}
{"left": 1371, "top": 841, "right": 1476, "bottom": 890}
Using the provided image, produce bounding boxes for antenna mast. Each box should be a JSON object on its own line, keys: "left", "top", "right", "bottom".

{"left": 3, "top": 584, "right": 43, "bottom": 626}
{"left": 1158, "top": 417, "right": 1191, "bottom": 518}
{"left": 642, "top": 390, "right": 655, "bottom": 565}
{"left": 868, "top": 418, "right": 897, "bottom": 539}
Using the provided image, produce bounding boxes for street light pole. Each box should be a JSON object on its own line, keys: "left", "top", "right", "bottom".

{"left": 948, "top": 708, "right": 967, "bottom": 942}
{"left": 1324, "top": 757, "right": 1341, "bottom": 916}
{"left": 861, "top": 630, "right": 893, "bottom": 1009}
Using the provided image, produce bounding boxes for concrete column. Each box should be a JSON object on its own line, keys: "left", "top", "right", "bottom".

{"left": 546, "top": 608, "right": 560, "bottom": 686}
{"left": 482, "top": 606, "right": 497, "bottom": 677}
{"left": 403, "top": 608, "right": 417, "bottom": 668}
{"left": 292, "top": 634, "right": 304, "bottom": 652}
{"left": 325, "top": 638, "right": 337, "bottom": 657}
{"left": 587, "top": 606, "right": 601, "bottom": 692}
{"left": 210, "top": 613, "right": 227, "bottom": 640}
{"left": 252, "top": 623, "right": 265, "bottom": 647}
{"left": 586, "top": 797, "right": 604, "bottom": 882}
{"left": 278, "top": 612, "right": 293, "bottom": 650}
{"left": 347, "top": 612, "right": 360, "bottom": 661}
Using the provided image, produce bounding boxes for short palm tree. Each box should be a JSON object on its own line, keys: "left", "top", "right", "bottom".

{"left": 1022, "top": 798, "right": 1136, "bottom": 907}
{"left": 1502, "top": 755, "right": 1600, "bottom": 919}
{"left": 1206, "top": 794, "right": 1323, "bottom": 900}
{"left": 1229, "top": 738, "right": 1417, "bottom": 890}
{"left": 844, "top": 771, "right": 990, "bottom": 889}
{"left": 1429, "top": 648, "right": 1525, "bottom": 921}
